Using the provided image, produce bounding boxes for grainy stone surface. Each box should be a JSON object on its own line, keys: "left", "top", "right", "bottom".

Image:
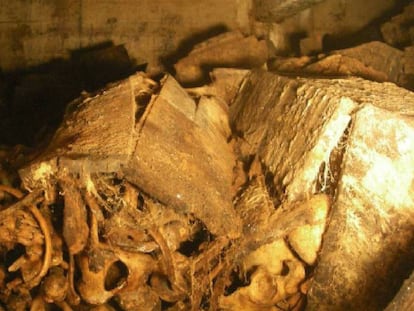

{"left": 0, "top": 0, "right": 250, "bottom": 72}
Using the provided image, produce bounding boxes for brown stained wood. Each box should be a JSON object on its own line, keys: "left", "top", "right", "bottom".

{"left": 7, "top": 65, "right": 414, "bottom": 309}
{"left": 230, "top": 70, "right": 357, "bottom": 202}
{"left": 269, "top": 41, "right": 406, "bottom": 88}
{"left": 125, "top": 74, "right": 241, "bottom": 238}
{"left": 19, "top": 71, "right": 241, "bottom": 240}
{"left": 19, "top": 73, "right": 156, "bottom": 191}
{"left": 231, "top": 71, "right": 414, "bottom": 202}
{"left": 329, "top": 41, "right": 404, "bottom": 83}
{"left": 305, "top": 54, "right": 390, "bottom": 82}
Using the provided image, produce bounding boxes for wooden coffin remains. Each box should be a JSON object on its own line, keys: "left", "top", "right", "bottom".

{"left": 230, "top": 70, "right": 414, "bottom": 310}
{"left": 19, "top": 72, "right": 241, "bottom": 241}
{"left": 15, "top": 67, "right": 414, "bottom": 309}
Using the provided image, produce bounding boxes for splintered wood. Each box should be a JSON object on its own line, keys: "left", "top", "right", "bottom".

{"left": 125, "top": 75, "right": 241, "bottom": 238}
{"left": 1, "top": 68, "right": 414, "bottom": 310}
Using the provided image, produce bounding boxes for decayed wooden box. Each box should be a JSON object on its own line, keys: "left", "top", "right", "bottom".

{"left": 6, "top": 72, "right": 244, "bottom": 309}
{"left": 230, "top": 70, "right": 414, "bottom": 311}
{"left": 2, "top": 67, "right": 414, "bottom": 310}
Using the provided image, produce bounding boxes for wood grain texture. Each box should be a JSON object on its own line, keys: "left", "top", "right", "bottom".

{"left": 126, "top": 75, "right": 241, "bottom": 238}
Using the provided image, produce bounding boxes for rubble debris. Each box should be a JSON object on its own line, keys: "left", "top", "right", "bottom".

{"left": 269, "top": 41, "right": 408, "bottom": 88}
{"left": 306, "top": 54, "right": 390, "bottom": 81}
{"left": 266, "top": 55, "right": 313, "bottom": 73}
{"left": 174, "top": 31, "right": 268, "bottom": 85}
{"left": 381, "top": 2, "right": 414, "bottom": 47}
{"left": 259, "top": 0, "right": 397, "bottom": 57}
{"left": 328, "top": 41, "right": 404, "bottom": 83}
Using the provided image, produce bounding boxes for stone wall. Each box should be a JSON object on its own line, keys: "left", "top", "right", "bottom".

{"left": 0, "top": 0, "right": 251, "bottom": 72}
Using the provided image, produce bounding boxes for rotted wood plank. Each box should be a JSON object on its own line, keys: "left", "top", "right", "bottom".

{"left": 19, "top": 73, "right": 156, "bottom": 190}
{"left": 125, "top": 74, "right": 241, "bottom": 238}
{"left": 230, "top": 70, "right": 357, "bottom": 202}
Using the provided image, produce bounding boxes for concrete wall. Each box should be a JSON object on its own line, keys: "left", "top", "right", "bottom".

{"left": 0, "top": 0, "right": 251, "bottom": 72}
